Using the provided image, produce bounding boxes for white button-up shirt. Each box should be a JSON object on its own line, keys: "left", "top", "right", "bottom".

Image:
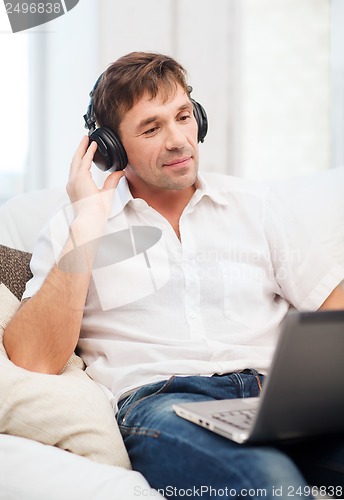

{"left": 24, "top": 173, "right": 342, "bottom": 407}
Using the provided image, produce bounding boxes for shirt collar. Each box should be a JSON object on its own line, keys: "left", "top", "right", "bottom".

{"left": 109, "top": 172, "right": 229, "bottom": 218}
{"left": 190, "top": 173, "right": 229, "bottom": 207}
{"left": 109, "top": 176, "right": 133, "bottom": 217}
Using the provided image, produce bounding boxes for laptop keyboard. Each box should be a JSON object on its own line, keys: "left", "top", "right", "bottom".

{"left": 212, "top": 409, "right": 257, "bottom": 431}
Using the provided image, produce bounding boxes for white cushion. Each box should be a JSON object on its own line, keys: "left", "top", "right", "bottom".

{"left": 0, "top": 283, "right": 131, "bottom": 469}
{"left": 0, "top": 433, "right": 164, "bottom": 500}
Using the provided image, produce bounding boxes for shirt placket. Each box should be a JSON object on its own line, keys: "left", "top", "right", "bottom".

{"left": 179, "top": 212, "right": 206, "bottom": 341}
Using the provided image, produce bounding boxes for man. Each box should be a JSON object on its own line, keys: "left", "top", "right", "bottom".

{"left": 4, "top": 52, "right": 344, "bottom": 498}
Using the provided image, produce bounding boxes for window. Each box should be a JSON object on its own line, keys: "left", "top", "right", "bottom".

{"left": 0, "top": 32, "right": 29, "bottom": 204}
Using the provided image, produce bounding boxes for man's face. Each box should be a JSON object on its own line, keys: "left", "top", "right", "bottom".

{"left": 119, "top": 84, "right": 199, "bottom": 195}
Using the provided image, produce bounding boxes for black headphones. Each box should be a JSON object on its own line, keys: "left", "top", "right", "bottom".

{"left": 83, "top": 73, "right": 208, "bottom": 172}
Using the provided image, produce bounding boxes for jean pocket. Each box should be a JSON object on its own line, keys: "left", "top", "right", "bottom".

{"left": 220, "top": 262, "right": 264, "bottom": 329}
{"left": 118, "top": 376, "right": 176, "bottom": 425}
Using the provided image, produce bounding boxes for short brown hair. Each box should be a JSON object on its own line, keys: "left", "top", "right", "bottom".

{"left": 93, "top": 52, "right": 189, "bottom": 133}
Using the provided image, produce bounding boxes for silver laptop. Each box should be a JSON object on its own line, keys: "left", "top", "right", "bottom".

{"left": 173, "top": 309, "right": 344, "bottom": 444}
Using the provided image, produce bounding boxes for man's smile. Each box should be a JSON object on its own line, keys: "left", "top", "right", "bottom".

{"left": 162, "top": 156, "right": 192, "bottom": 167}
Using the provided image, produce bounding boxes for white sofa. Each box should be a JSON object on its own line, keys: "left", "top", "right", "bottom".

{"left": 0, "top": 188, "right": 166, "bottom": 500}
{"left": 0, "top": 168, "right": 343, "bottom": 499}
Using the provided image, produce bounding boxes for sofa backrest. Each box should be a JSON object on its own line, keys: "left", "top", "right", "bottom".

{"left": 0, "top": 169, "right": 343, "bottom": 273}
{"left": 0, "top": 187, "right": 68, "bottom": 252}
{"left": 271, "top": 166, "right": 344, "bottom": 270}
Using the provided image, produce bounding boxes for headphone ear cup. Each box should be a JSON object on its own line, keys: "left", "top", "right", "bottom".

{"left": 89, "top": 127, "right": 128, "bottom": 172}
{"left": 191, "top": 99, "right": 208, "bottom": 143}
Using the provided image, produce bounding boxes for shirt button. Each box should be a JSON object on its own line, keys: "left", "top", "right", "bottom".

{"left": 189, "top": 311, "right": 197, "bottom": 319}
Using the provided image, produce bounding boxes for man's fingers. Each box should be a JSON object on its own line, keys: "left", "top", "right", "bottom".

{"left": 103, "top": 170, "right": 125, "bottom": 191}
{"left": 71, "top": 136, "right": 89, "bottom": 164}
{"left": 68, "top": 136, "right": 123, "bottom": 210}
{"left": 78, "top": 139, "right": 98, "bottom": 173}
{"left": 70, "top": 137, "right": 97, "bottom": 176}
{"left": 84, "top": 140, "right": 98, "bottom": 165}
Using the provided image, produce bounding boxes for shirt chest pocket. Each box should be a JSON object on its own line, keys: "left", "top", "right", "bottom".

{"left": 220, "top": 262, "right": 265, "bottom": 329}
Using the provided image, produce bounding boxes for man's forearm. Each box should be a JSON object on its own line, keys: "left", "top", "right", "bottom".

{"left": 3, "top": 263, "right": 91, "bottom": 374}
{"left": 3, "top": 208, "right": 106, "bottom": 374}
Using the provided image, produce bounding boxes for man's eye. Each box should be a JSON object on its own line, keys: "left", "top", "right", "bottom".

{"left": 179, "top": 114, "right": 191, "bottom": 122}
{"left": 143, "top": 127, "right": 158, "bottom": 136}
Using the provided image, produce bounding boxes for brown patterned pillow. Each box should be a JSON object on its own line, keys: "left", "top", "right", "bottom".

{"left": 0, "top": 245, "right": 33, "bottom": 300}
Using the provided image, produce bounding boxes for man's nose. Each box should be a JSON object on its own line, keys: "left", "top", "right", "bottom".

{"left": 165, "top": 123, "right": 186, "bottom": 150}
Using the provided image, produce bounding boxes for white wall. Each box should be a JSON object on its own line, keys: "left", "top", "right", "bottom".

{"left": 238, "top": 0, "right": 330, "bottom": 180}
{"left": 23, "top": 0, "right": 334, "bottom": 190}
{"left": 331, "top": 0, "right": 344, "bottom": 169}
{"left": 25, "top": 0, "right": 100, "bottom": 190}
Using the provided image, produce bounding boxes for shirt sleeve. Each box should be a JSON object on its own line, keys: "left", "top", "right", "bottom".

{"left": 263, "top": 188, "right": 344, "bottom": 310}
{"left": 22, "top": 205, "right": 71, "bottom": 301}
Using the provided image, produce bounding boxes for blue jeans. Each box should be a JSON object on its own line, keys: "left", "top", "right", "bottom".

{"left": 117, "top": 371, "right": 344, "bottom": 499}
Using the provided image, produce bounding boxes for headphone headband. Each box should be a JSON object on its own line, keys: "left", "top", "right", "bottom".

{"left": 83, "top": 73, "right": 105, "bottom": 134}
